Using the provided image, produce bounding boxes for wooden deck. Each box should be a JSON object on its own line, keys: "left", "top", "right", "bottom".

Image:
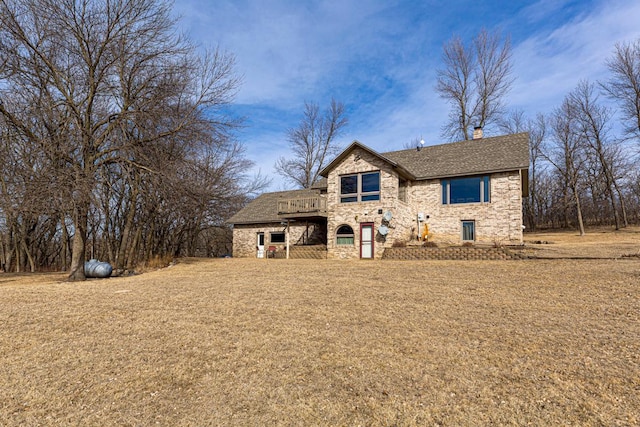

{"left": 277, "top": 196, "right": 327, "bottom": 217}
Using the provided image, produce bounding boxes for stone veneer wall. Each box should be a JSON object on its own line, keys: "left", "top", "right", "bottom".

{"left": 233, "top": 150, "right": 524, "bottom": 259}
{"left": 232, "top": 223, "right": 310, "bottom": 258}
{"left": 325, "top": 147, "right": 524, "bottom": 259}
{"left": 326, "top": 147, "right": 413, "bottom": 260}
{"left": 409, "top": 171, "right": 524, "bottom": 245}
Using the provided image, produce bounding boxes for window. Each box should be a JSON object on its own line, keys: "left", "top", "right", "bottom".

{"left": 336, "top": 225, "right": 354, "bottom": 245}
{"left": 398, "top": 179, "right": 408, "bottom": 202}
{"left": 270, "top": 232, "right": 285, "bottom": 243}
{"left": 462, "top": 221, "right": 475, "bottom": 241}
{"left": 340, "top": 175, "right": 358, "bottom": 202}
{"left": 442, "top": 175, "right": 490, "bottom": 204}
{"left": 340, "top": 171, "right": 380, "bottom": 203}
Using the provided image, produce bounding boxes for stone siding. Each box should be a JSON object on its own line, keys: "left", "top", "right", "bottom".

{"left": 326, "top": 147, "right": 410, "bottom": 259}
{"left": 232, "top": 223, "right": 310, "bottom": 258}
{"left": 324, "top": 147, "right": 524, "bottom": 259}
{"left": 408, "top": 171, "right": 524, "bottom": 245}
{"left": 232, "top": 149, "right": 524, "bottom": 259}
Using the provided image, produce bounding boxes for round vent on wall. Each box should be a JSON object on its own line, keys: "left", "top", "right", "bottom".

{"left": 378, "top": 225, "right": 389, "bottom": 236}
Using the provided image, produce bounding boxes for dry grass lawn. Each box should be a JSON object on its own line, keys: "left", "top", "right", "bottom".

{"left": 1, "top": 228, "right": 639, "bottom": 426}
{"left": 522, "top": 225, "right": 640, "bottom": 259}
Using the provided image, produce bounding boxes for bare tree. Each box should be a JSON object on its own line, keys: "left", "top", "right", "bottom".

{"left": 402, "top": 136, "right": 424, "bottom": 150}
{"left": 628, "top": 170, "right": 640, "bottom": 223}
{"left": 543, "top": 98, "right": 586, "bottom": 235}
{"left": 603, "top": 39, "right": 640, "bottom": 145}
{"left": 275, "top": 99, "right": 348, "bottom": 188}
{"left": 436, "top": 29, "right": 513, "bottom": 141}
{"left": 0, "top": 0, "right": 241, "bottom": 280}
{"left": 500, "top": 110, "right": 546, "bottom": 230}
{"left": 569, "top": 80, "right": 627, "bottom": 229}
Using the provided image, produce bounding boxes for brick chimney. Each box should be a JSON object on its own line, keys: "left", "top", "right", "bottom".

{"left": 473, "top": 126, "right": 483, "bottom": 140}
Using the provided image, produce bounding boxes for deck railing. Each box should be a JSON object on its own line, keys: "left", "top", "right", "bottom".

{"left": 277, "top": 196, "right": 327, "bottom": 215}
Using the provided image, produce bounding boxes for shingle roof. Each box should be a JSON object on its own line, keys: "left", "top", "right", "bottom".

{"left": 319, "top": 141, "right": 416, "bottom": 179}
{"left": 311, "top": 177, "right": 328, "bottom": 190}
{"left": 383, "top": 132, "right": 529, "bottom": 179}
{"left": 227, "top": 133, "right": 529, "bottom": 225}
{"left": 227, "top": 188, "right": 322, "bottom": 225}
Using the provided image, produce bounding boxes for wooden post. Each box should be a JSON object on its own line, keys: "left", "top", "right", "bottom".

{"left": 286, "top": 220, "right": 290, "bottom": 259}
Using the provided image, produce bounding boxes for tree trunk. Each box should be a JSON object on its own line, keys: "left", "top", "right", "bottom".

{"left": 607, "top": 186, "right": 621, "bottom": 230}
{"left": 60, "top": 215, "right": 70, "bottom": 271}
{"left": 563, "top": 185, "right": 571, "bottom": 229}
{"left": 612, "top": 180, "right": 629, "bottom": 228}
{"left": 21, "top": 238, "right": 35, "bottom": 273}
{"left": 116, "top": 172, "right": 141, "bottom": 271}
{"left": 126, "top": 228, "right": 142, "bottom": 271}
{"left": 573, "top": 186, "right": 585, "bottom": 236}
{"left": 1, "top": 228, "right": 11, "bottom": 272}
{"left": 0, "top": 237, "right": 4, "bottom": 272}
{"left": 68, "top": 201, "right": 89, "bottom": 281}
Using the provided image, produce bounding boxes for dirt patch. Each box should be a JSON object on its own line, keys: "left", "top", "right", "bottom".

{"left": 0, "top": 231, "right": 639, "bottom": 426}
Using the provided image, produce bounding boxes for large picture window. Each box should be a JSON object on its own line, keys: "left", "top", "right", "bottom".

{"left": 340, "top": 171, "right": 380, "bottom": 203}
{"left": 336, "top": 225, "right": 354, "bottom": 245}
{"left": 442, "top": 175, "right": 490, "bottom": 204}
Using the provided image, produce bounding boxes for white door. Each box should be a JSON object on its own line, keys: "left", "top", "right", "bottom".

{"left": 256, "top": 232, "right": 265, "bottom": 258}
{"left": 360, "top": 224, "right": 374, "bottom": 259}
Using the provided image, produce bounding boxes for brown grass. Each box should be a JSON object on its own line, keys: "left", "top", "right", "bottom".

{"left": 522, "top": 225, "right": 640, "bottom": 259}
{"left": 1, "top": 228, "right": 639, "bottom": 426}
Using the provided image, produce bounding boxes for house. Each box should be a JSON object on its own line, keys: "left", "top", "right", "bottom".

{"left": 227, "top": 131, "right": 529, "bottom": 259}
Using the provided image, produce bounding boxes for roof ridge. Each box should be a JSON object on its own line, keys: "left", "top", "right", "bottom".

{"left": 382, "top": 132, "right": 529, "bottom": 156}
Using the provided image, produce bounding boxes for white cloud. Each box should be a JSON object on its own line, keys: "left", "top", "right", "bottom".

{"left": 174, "top": 0, "right": 393, "bottom": 106}
{"left": 510, "top": 0, "right": 640, "bottom": 112}
{"left": 172, "top": 0, "right": 640, "bottom": 191}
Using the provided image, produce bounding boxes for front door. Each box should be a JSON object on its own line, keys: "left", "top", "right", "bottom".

{"left": 256, "top": 232, "right": 265, "bottom": 258}
{"left": 360, "top": 223, "right": 374, "bottom": 259}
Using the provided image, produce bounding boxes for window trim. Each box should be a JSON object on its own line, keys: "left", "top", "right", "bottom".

{"left": 442, "top": 175, "right": 490, "bottom": 205}
{"left": 340, "top": 171, "right": 380, "bottom": 203}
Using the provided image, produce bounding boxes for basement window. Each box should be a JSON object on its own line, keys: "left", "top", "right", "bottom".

{"left": 270, "top": 232, "right": 285, "bottom": 243}
{"left": 336, "top": 225, "right": 354, "bottom": 245}
{"left": 461, "top": 221, "right": 475, "bottom": 242}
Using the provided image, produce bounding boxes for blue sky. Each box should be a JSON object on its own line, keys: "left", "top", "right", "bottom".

{"left": 172, "top": 0, "right": 640, "bottom": 191}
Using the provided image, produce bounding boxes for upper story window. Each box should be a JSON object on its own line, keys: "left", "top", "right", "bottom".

{"left": 340, "top": 171, "right": 380, "bottom": 203}
{"left": 442, "top": 175, "right": 490, "bottom": 204}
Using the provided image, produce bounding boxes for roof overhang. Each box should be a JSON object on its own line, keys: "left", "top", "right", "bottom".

{"left": 414, "top": 166, "right": 529, "bottom": 181}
